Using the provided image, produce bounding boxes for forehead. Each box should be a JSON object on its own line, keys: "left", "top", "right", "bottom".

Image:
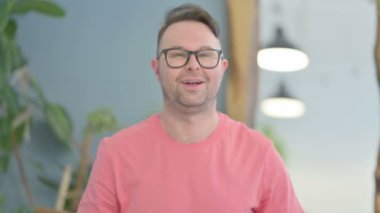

{"left": 160, "top": 21, "right": 221, "bottom": 50}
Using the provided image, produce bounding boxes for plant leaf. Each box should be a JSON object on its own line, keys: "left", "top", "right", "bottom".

{"left": 31, "top": 0, "right": 65, "bottom": 17}
{"left": 2, "top": 34, "right": 13, "bottom": 74}
{"left": 0, "top": 117, "right": 15, "bottom": 172}
{"left": 45, "top": 103, "right": 72, "bottom": 149}
{"left": 0, "top": 32, "right": 7, "bottom": 75}
{"left": 9, "top": 0, "right": 34, "bottom": 15}
{"left": 0, "top": 192, "right": 5, "bottom": 208}
{"left": 0, "top": 2, "right": 8, "bottom": 33}
{"left": 0, "top": 155, "right": 9, "bottom": 172}
{"left": 86, "top": 108, "right": 118, "bottom": 135}
{"left": 6, "top": 20, "right": 27, "bottom": 72}
{"left": 0, "top": 20, "right": 27, "bottom": 74}
{"left": 11, "top": 0, "right": 65, "bottom": 17}
{"left": 2, "top": 83, "right": 20, "bottom": 115}
{"left": 6, "top": 21, "right": 27, "bottom": 71}
{"left": 28, "top": 73, "right": 46, "bottom": 106}
{"left": 260, "top": 126, "right": 286, "bottom": 159}
{"left": 4, "top": 19, "right": 16, "bottom": 38}
{"left": 0, "top": 116, "right": 12, "bottom": 149}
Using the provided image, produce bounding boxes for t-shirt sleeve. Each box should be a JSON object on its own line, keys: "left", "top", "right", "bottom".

{"left": 257, "top": 143, "right": 304, "bottom": 213}
{"left": 77, "top": 138, "right": 120, "bottom": 212}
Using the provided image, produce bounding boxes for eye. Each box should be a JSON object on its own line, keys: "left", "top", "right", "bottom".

{"left": 167, "top": 50, "right": 187, "bottom": 58}
{"left": 198, "top": 50, "right": 216, "bottom": 58}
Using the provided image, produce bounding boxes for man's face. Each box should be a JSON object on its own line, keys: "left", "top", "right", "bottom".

{"left": 151, "top": 21, "right": 228, "bottom": 111}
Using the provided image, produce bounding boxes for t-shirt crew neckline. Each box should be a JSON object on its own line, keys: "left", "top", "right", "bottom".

{"left": 151, "top": 112, "right": 227, "bottom": 150}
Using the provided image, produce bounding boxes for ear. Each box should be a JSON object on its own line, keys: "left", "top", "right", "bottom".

{"left": 221, "top": 58, "right": 228, "bottom": 73}
{"left": 151, "top": 58, "right": 160, "bottom": 79}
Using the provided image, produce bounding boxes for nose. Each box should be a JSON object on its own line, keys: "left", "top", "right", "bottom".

{"left": 185, "top": 53, "right": 200, "bottom": 71}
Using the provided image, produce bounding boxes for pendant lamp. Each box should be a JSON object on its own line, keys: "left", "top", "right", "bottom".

{"left": 260, "top": 81, "right": 305, "bottom": 118}
{"left": 257, "top": 26, "right": 309, "bottom": 72}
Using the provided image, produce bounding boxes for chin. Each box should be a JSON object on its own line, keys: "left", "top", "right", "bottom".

{"left": 179, "top": 97, "right": 213, "bottom": 108}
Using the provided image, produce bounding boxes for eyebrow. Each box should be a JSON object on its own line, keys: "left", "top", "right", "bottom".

{"left": 163, "top": 45, "right": 219, "bottom": 50}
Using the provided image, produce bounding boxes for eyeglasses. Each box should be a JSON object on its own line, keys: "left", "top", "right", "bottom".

{"left": 157, "top": 48, "right": 223, "bottom": 69}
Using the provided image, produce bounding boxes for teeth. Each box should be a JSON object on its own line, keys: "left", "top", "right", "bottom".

{"left": 185, "top": 80, "right": 201, "bottom": 84}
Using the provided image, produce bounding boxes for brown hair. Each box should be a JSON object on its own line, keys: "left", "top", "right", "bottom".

{"left": 156, "top": 3, "right": 220, "bottom": 54}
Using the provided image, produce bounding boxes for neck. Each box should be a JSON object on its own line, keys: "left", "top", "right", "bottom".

{"left": 159, "top": 105, "right": 219, "bottom": 144}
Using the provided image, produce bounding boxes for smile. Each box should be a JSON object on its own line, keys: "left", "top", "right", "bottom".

{"left": 182, "top": 79, "right": 204, "bottom": 85}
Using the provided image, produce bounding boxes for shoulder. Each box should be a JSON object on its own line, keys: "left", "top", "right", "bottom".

{"left": 101, "top": 113, "right": 159, "bottom": 151}
{"left": 220, "top": 113, "right": 271, "bottom": 147}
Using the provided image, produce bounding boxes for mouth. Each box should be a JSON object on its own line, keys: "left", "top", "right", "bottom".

{"left": 179, "top": 79, "right": 205, "bottom": 91}
{"left": 181, "top": 79, "right": 204, "bottom": 85}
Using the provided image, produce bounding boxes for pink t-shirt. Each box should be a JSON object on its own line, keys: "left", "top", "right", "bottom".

{"left": 78, "top": 113, "right": 303, "bottom": 213}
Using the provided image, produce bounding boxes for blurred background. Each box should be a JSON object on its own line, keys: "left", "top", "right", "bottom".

{"left": 0, "top": 0, "right": 379, "bottom": 212}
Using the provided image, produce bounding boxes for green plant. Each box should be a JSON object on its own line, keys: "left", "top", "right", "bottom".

{"left": 68, "top": 107, "right": 117, "bottom": 210}
{"left": 259, "top": 125, "right": 286, "bottom": 160}
{"left": 36, "top": 108, "right": 118, "bottom": 212}
{"left": 0, "top": 0, "right": 72, "bottom": 208}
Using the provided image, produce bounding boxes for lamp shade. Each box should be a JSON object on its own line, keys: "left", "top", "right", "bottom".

{"left": 258, "top": 27, "right": 309, "bottom": 72}
{"left": 260, "top": 82, "right": 305, "bottom": 118}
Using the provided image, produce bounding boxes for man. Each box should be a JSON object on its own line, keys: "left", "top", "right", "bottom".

{"left": 78, "top": 3, "right": 303, "bottom": 213}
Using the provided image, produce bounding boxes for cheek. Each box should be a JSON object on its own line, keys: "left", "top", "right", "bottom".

{"left": 212, "top": 71, "right": 224, "bottom": 86}
{"left": 158, "top": 68, "right": 177, "bottom": 86}
{"left": 213, "top": 73, "right": 225, "bottom": 92}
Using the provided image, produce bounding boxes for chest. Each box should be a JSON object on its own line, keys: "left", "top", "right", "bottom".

{"left": 116, "top": 143, "right": 262, "bottom": 213}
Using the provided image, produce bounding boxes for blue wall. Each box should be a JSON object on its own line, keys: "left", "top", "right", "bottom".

{"left": 0, "top": 0, "right": 228, "bottom": 210}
